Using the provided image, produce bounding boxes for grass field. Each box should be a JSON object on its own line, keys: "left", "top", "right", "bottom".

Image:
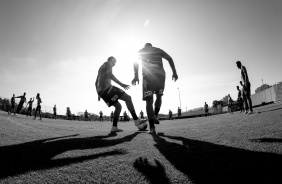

{"left": 0, "top": 103, "right": 282, "bottom": 184}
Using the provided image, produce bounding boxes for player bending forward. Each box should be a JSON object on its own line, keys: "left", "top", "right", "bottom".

{"left": 132, "top": 43, "right": 178, "bottom": 134}
{"left": 95, "top": 56, "right": 146, "bottom": 133}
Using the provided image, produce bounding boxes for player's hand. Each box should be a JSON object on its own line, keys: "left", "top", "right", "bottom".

{"left": 131, "top": 77, "right": 139, "bottom": 86}
{"left": 121, "top": 84, "right": 130, "bottom": 90}
{"left": 172, "top": 73, "right": 178, "bottom": 82}
{"left": 98, "top": 96, "right": 101, "bottom": 101}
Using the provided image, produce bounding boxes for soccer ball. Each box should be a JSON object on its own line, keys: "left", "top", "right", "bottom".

{"left": 137, "top": 122, "right": 148, "bottom": 131}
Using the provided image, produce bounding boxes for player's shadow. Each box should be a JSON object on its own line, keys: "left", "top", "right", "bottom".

{"left": 150, "top": 133, "right": 282, "bottom": 184}
{"left": 250, "top": 138, "right": 282, "bottom": 143}
{"left": 0, "top": 132, "right": 140, "bottom": 179}
{"left": 133, "top": 157, "right": 170, "bottom": 184}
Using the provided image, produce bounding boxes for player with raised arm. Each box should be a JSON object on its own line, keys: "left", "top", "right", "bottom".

{"left": 34, "top": 93, "right": 42, "bottom": 120}
{"left": 26, "top": 97, "right": 34, "bottom": 117}
{"left": 15, "top": 92, "right": 27, "bottom": 114}
{"left": 132, "top": 43, "right": 178, "bottom": 134}
{"left": 95, "top": 56, "right": 147, "bottom": 133}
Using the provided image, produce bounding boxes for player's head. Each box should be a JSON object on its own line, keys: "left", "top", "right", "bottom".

{"left": 107, "top": 56, "right": 116, "bottom": 66}
{"left": 13, "top": 94, "right": 15, "bottom": 97}
{"left": 236, "top": 61, "right": 242, "bottom": 69}
{"left": 240, "top": 81, "right": 243, "bottom": 86}
{"left": 144, "top": 43, "right": 152, "bottom": 48}
{"left": 54, "top": 104, "right": 56, "bottom": 107}
{"left": 37, "top": 93, "right": 40, "bottom": 97}
{"left": 30, "top": 98, "right": 32, "bottom": 100}
{"left": 23, "top": 92, "right": 26, "bottom": 96}
{"left": 237, "top": 86, "right": 239, "bottom": 90}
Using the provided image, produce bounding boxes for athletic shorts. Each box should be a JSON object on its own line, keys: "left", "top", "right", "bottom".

{"left": 99, "top": 86, "right": 125, "bottom": 107}
{"left": 11, "top": 104, "right": 15, "bottom": 109}
{"left": 143, "top": 74, "right": 165, "bottom": 101}
{"left": 36, "top": 105, "right": 41, "bottom": 111}
{"left": 244, "top": 83, "right": 251, "bottom": 97}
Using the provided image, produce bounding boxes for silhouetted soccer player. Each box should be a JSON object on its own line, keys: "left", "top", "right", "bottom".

{"left": 53, "top": 105, "right": 57, "bottom": 120}
{"left": 95, "top": 56, "right": 146, "bottom": 133}
{"left": 236, "top": 86, "right": 244, "bottom": 112}
{"left": 168, "top": 109, "right": 173, "bottom": 119}
{"left": 140, "top": 110, "right": 144, "bottom": 119}
{"left": 99, "top": 111, "right": 103, "bottom": 122}
{"left": 204, "top": 102, "right": 209, "bottom": 117}
{"left": 177, "top": 107, "right": 182, "bottom": 118}
{"left": 15, "top": 92, "right": 27, "bottom": 114}
{"left": 110, "top": 111, "right": 114, "bottom": 122}
{"left": 26, "top": 97, "right": 34, "bottom": 117}
{"left": 8, "top": 94, "right": 16, "bottom": 115}
{"left": 132, "top": 43, "right": 178, "bottom": 134}
{"left": 227, "top": 94, "right": 233, "bottom": 114}
{"left": 34, "top": 93, "right": 42, "bottom": 120}
{"left": 84, "top": 110, "right": 88, "bottom": 121}
{"left": 236, "top": 61, "right": 253, "bottom": 114}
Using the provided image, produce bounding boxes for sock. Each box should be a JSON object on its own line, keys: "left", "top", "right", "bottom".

{"left": 113, "top": 118, "right": 118, "bottom": 127}
{"left": 149, "top": 119, "right": 155, "bottom": 129}
{"left": 129, "top": 110, "right": 138, "bottom": 120}
{"left": 154, "top": 107, "right": 160, "bottom": 116}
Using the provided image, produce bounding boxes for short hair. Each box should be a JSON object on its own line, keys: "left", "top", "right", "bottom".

{"left": 145, "top": 43, "right": 152, "bottom": 47}
{"left": 237, "top": 86, "right": 239, "bottom": 88}
{"left": 236, "top": 61, "right": 241, "bottom": 65}
{"left": 240, "top": 81, "right": 243, "bottom": 84}
{"left": 107, "top": 56, "right": 115, "bottom": 62}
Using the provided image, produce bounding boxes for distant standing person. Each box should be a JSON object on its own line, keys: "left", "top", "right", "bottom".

{"left": 34, "top": 93, "right": 42, "bottom": 120}
{"left": 53, "top": 105, "right": 57, "bottom": 119}
{"left": 132, "top": 43, "right": 178, "bottom": 134}
{"left": 140, "top": 110, "right": 144, "bottom": 119}
{"left": 177, "top": 107, "right": 182, "bottom": 118}
{"left": 236, "top": 61, "right": 253, "bottom": 114}
{"left": 95, "top": 56, "right": 146, "bottom": 132}
{"left": 99, "top": 111, "right": 103, "bottom": 122}
{"left": 227, "top": 94, "right": 233, "bottom": 114}
{"left": 110, "top": 111, "right": 114, "bottom": 122}
{"left": 168, "top": 109, "right": 173, "bottom": 119}
{"left": 67, "top": 107, "right": 72, "bottom": 120}
{"left": 8, "top": 94, "right": 16, "bottom": 115}
{"left": 204, "top": 102, "right": 209, "bottom": 117}
{"left": 240, "top": 81, "right": 247, "bottom": 113}
{"left": 236, "top": 86, "right": 244, "bottom": 113}
{"left": 85, "top": 110, "right": 88, "bottom": 121}
{"left": 26, "top": 97, "right": 34, "bottom": 117}
{"left": 15, "top": 92, "right": 27, "bottom": 114}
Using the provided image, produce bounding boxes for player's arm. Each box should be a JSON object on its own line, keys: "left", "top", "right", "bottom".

{"left": 132, "top": 61, "right": 139, "bottom": 85}
{"left": 95, "top": 75, "right": 101, "bottom": 101}
{"left": 106, "top": 63, "right": 130, "bottom": 90}
{"left": 161, "top": 50, "right": 178, "bottom": 81}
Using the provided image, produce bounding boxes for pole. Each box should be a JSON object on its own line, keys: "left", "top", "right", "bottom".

{"left": 177, "top": 87, "right": 181, "bottom": 109}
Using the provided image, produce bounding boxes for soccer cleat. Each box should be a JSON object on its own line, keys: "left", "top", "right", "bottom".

{"left": 154, "top": 118, "right": 160, "bottom": 125}
{"left": 134, "top": 118, "right": 147, "bottom": 126}
{"left": 110, "top": 126, "right": 123, "bottom": 133}
{"left": 147, "top": 127, "right": 157, "bottom": 135}
{"left": 247, "top": 111, "right": 254, "bottom": 115}
{"left": 244, "top": 111, "right": 248, "bottom": 115}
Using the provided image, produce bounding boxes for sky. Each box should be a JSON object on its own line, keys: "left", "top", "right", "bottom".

{"left": 0, "top": 0, "right": 281, "bottom": 116}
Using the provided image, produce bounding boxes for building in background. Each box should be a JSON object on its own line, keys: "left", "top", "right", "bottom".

{"left": 255, "top": 84, "right": 271, "bottom": 93}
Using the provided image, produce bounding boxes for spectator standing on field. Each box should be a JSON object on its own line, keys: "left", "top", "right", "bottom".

{"left": 177, "top": 107, "right": 181, "bottom": 118}
{"left": 236, "top": 61, "right": 253, "bottom": 114}
{"left": 204, "top": 102, "right": 209, "bottom": 117}
{"left": 53, "top": 105, "right": 57, "bottom": 120}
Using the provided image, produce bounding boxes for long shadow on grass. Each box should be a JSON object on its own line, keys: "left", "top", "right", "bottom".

{"left": 133, "top": 157, "right": 170, "bottom": 184}
{"left": 150, "top": 134, "right": 282, "bottom": 184}
{"left": 250, "top": 138, "right": 282, "bottom": 143}
{"left": 0, "top": 132, "right": 140, "bottom": 179}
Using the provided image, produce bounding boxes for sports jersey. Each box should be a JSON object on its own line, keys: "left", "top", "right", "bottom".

{"left": 53, "top": 107, "right": 56, "bottom": 113}
{"left": 36, "top": 97, "right": 42, "bottom": 106}
{"left": 96, "top": 62, "right": 112, "bottom": 93}
{"left": 241, "top": 66, "right": 250, "bottom": 85}
{"left": 11, "top": 97, "right": 15, "bottom": 104}
{"left": 138, "top": 46, "right": 176, "bottom": 77}
{"left": 204, "top": 104, "right": 208, "bottom": 110}
{"left": 27, "top": 100, "right": 34, "bottom": 108}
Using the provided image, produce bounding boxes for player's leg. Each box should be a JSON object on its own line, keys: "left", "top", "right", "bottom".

{"left": 119, "top": 92, "right": 146, "bottom": 126}
{"left": 111, "top": 101, "right": 123, "bottom": 132}
{"left": 146, "top": 98, "right": 156, "bottom": 134}
{"left": 154, "top": 95, "right": 162, "bottom": 124}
